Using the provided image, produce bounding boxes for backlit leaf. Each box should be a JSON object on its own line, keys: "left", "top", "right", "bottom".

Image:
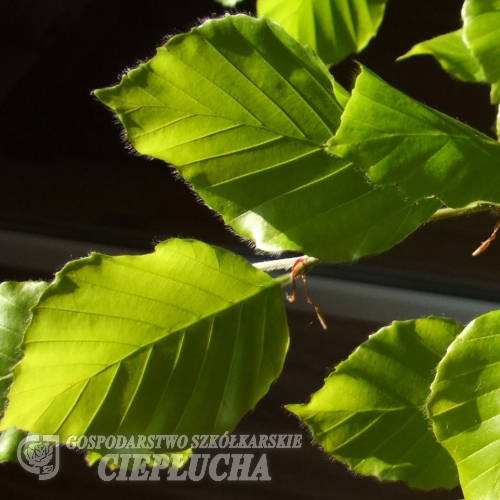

{"left": 428, "top": 310, "right": 500, "bottom": 500}
{"left": 257, "top": 0, "right": 389, "bottom": 66}
{"left": 288, "top": 317, "right": 462, "bottom": 490}
{"left": 398, "top": 29, "right": 485, "bottom": 83}
{"left": 95, "top": 14, "right": 439, "bottom": 263}
{"left": 0, "top": 239, "right": 289, "bottom": 455}
{"left": 329, "top": 66, "right": 500, "bottom": 208}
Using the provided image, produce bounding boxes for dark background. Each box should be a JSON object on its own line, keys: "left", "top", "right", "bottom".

{"left": 1, "top": 0, "right": 497, "bottom": 497}
{"left": 2, "top": 0, "right": 500, "bottom": 288}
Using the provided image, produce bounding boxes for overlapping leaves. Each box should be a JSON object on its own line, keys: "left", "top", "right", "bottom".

{"left": 428, "top": 310, "right": 500, "bottom": 500}
{"left": 257, "top": 0, "right": 389, "bottom": 66}
{"left": 4, "top": 2, "right": 500, "bottom": 495}
{"left": 401, "top": 0, "right": 500, "bottom": 106}
{"left": 463, "top": 0, "right": 500, "bottom": 104}
{"left": 96, "top": 14, "right": 439, "bottom": 263}
{"left": 288, "top": 318, "right": 462, "bottom": 490}
{"left": 287, "top": 307, "right": 500, "bottom": 497}
{"left": 0, "top": 239, "right": 289, "bottom": 454}
{"left": 328, "top": 66, "right": 500, "bottom": 208}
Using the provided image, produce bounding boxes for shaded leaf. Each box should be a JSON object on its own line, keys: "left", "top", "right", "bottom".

{"left": 497, "top": 103, "right": 500, "bottom": 138}
{"left": 463, "top": 0, "right": 500, "bottom": 103}
{"left": 288, "top": 317, "right": 462, "bottom": 490}
{"left": 0, "top": 281, "right": 48, "bottom": 420}
{"left": 0, "top": 239, "right": 289, "bottom": 455}
{"left": 428, "top": 310, "right": 500, "bottom": 500}
{"left": 96, "top": 14, "right": 439, "bottom": 263}
{"left": 333, "top": 79, "right": 352, "bottom": 108}
{"left": 0, "top": 427, "right": 25, "bottom": 463}
{"left": 257, "top": 0, "right": 389, "bottom": 66}
{"left": 328, "top": 66, "right": 500, "bottom": 208}
{"left": 398, "top": 29, "right": 485, "bottom": 83}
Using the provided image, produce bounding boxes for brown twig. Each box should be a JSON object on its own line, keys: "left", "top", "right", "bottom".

{"left": 473, "top": 220, "right": 500, "bottom": 256}
{"left": 287, "top": 258, "right": 327, "bottom": 330}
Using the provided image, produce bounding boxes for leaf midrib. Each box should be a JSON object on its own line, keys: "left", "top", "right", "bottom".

{"left": 16, "top": 280, "right": 279, "bottom": 418}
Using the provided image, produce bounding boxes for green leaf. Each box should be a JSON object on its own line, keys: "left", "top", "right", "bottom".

{"left": 0, "top": 239, "right": 289, "bottom": 455}
{"left": 0, "top": 281, "right": 48, "bottom": 420}
{"left": 428, "top": 310, "right": 500, "bottom": 500}
{"left": 95, "top": 14, "right": 439, "bottom": 263}
{"left": 333, "top": 79, "right": 352, "bottom": 108}
{"left": 257, "top": 0, "right": 389, "bottom": 66}
{"left": 328, "top": 65, "right": 500, "bottom": 208}
{"left": 463, "top": 0, "right": 500, "bottom": 103}
{"left": 398, "top": 29, "right": 486, "bottom": 83}
{"left": 288, "top": 317, "right": 462, "bottom": 490}
{"left": 215, "top": 0, "right": 245, "bottom": 6}
{"left": 497, "top": 103, "right": 500, "bottom": 138}
{"left": 0, "top": 281, "right": 47, "bottom": 464}
{"left": 0, "top": 427, "right": 25, "bottom": 462}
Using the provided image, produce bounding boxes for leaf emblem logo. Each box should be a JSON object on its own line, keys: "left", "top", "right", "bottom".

{"left": 24, "top": 442, "right": 53, "bottom": 467}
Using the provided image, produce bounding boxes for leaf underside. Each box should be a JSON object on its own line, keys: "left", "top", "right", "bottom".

{"left": 0, "top": 239, "right": 289, "bottom": 454}
{"left": 289, "top": 317, "right": 462, "bottom": 490}
{"left": 95, "top": 14, "right": 439, "bottom": 263}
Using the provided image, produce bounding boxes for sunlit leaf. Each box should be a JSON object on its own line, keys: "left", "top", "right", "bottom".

{"left": 329, "top": 65, "right": 500, "bottom": 208}
{"left": 95, "top": 14, "right": 439, "bottom": 263}
{"left": 257, "top": 0, "right": 389, "bottom": 66}
{"left": 398, "top": 29, "right": 485, "bottom": 83}
{"left": 0, "top": 239, "right": 289, "bottom": 455}
{"left": 428, "top": 310, "right": 500, "bottom": 500}
{"left": 288, "top": 317, "right": 462, "bottom": 490}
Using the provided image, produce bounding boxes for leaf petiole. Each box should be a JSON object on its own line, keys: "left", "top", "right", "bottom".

{"left": 427, "top": 203, "right": 497, "bottom": 222}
